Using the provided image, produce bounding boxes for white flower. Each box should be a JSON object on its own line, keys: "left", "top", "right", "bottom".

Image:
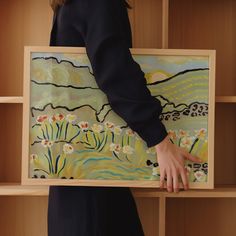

{"left": 55, "top": 113, "right": 65, "bottom": 121}
{"left": 66, "top": 114, "right": 77, "bottom": 123}
{"left": 194, "top": 170, "right": 207, "bottom": 182}
{"left": 178, "top": 129, "right": 189, "bottom": 138}
{"left": 49, "top": 113, "right": 65, "bottom": 123}
{"left": 63, "top": 143, "right": 74, "bottom": 154}
{"left": 168, "top": 129, "right": 177, "bottom": 140}
{"left": 146, "top": 147, "right": 156, "bottom": 154}
{"left": 180, "top": 136, "right": 194, "bottom": 149}
{"left": 47, "top": 141, "right": 54, "bottom": 147}
{"left": 30, "top": 154, "right": 38, "bottom": 163}
{"left": 152, "top": 167, "right": 159, "bottom": 176}
{"left": 41, "top": 139, "right": 54, "bottom": 148}
{"left": 104, "top": 121, "right": 114, "bottom": 130}
{"left": 122, "top": 145, "right": 134, "bottom": 155}
{"left": 110, "top": 143, "right": 121, "bottom": 154}
{"left": 41, "top": 139, "right": 49, "bottom": 147}
{"left": 91, "top": 124, "right": 103, "bottom": 133}
{"left": 48, "top": 116, "right": 55, "bottom": 123}
{"left": 78, "top": 121, "right": 89, "bottom": 131}
{"left": 126, "top": 129, "right": 135, "bottom": 136}
{"left": 113, "top": 126, "right": 122, "bottom": 135}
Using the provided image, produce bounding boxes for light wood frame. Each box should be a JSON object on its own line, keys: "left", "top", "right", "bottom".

{"left": 22, "top": 46, "right": 215, "bottom": 189}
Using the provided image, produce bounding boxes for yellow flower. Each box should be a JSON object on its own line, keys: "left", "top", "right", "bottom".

{"left": 122, "top": 145, "right": 134, "bottom": 155}
{"left": 63, "top": 143, "right": 74, "bottom": 154}
{"left": 91, "top": 124, "right": 103, "bottom": 133}
{"left": 113, "top": 126, "right": 122, "bottom": 135}
{"left": 66, "top": 114, "right": 77, "bottom": 123}
{"left": 109, "top": 143, "right": 121, "bottom": 154}
{"left": 195, "top": 128, "right": 207, "bottom": 140}
{"left": 78, "top": 121, "right": 89, "bottom": 131}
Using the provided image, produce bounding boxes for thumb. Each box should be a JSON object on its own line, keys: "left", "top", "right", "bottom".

{"left": 180, "top": 147, "right": 203, "bottom": 163}
{"left": 186, "top": 152, "right": 203, "bottom": 163}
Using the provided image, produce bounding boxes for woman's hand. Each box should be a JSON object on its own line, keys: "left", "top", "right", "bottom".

{"left": 155, "top": 135, "right": 203, "bottom": 193}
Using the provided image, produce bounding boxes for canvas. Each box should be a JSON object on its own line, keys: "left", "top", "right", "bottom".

{"left": 22, "top": 47, "right": 215, "bottom": 189}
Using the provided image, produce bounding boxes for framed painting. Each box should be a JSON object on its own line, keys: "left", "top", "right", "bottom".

{"left": 22, "top": 46, "right": 215, "bottom": 189}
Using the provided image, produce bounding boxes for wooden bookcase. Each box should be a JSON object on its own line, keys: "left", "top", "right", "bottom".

{"left": 0, "top": 0, "right": 235, "bottom": 235}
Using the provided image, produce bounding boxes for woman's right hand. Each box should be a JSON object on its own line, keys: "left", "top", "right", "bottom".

{"left": 155, "top": 135, "right": 203, "bottom": 193}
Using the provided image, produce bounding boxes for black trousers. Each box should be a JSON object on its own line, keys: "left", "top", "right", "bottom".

{"left": 48, "top": 186, "right": 145, "bottom": 236}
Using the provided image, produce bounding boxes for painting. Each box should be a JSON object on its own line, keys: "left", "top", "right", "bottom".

{"left": 22, "top": 47, "right": 215, "bottom": 189}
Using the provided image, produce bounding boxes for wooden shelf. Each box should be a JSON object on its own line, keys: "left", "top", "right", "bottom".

{"left": 133, "top": 185, "right": 236, "bottom": 198}
{"left": 216, "top": 96, "right": 236, "bottom": 103}
{"left": 0, "top": 96, "right": 23, "bottom": 103}
{"left": 0, "top": 0, "right": 236, "bottom": 235}
{"left": 2, "top": 183, "right": 236, "bottom": 198}
{"left": 163, "top": 185, "right": 236, "bottom": 198}
{"left": 0, "top": 183, "right": 48, "bottom": 196}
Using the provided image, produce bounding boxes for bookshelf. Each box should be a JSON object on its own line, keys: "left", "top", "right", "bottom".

{"left": 0, "top": 0, "right": 236, "bottom": 235}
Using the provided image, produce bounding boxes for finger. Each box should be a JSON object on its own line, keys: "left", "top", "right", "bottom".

{"left": 180, "top": 148, "right": 202, "bottom": 163}
{"left": 186, "top": 153, "right": 203, "bottom": 163}
{"left": 166, "top": 170, "right": 173, "bottom": 192}
{"left": 159, "top": 170, "right": 166, "bottom": 189}
{"left": 180, "top": 168, "right": 189, "bottom": 190}
{"left": 173, "top": 171, "right": 179, "bottom": 193}
{"left": 184, "top": 166, "right": 191, "bottom": 176}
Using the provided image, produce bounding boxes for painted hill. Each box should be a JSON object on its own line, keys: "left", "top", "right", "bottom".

{"left": 30, "top": 57, "right": 209, "bottom": 124}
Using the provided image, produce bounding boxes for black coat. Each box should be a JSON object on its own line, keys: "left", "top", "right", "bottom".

{"left": 49, "top": 0, "right": 168, "bottom": 148}
{"left": 47, "top": 1, "right": 163, "bottom": 235}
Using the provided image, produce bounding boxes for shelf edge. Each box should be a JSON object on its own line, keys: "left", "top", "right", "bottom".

{"left": 0, "top": 96, "right": 23, "bottom": 103}
{"left": 216, "top": 96, "right": 236, "bottom": 103}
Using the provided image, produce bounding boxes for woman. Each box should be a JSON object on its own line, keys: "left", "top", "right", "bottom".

{"left": 48, "top": 0, "right": 202, "bottom": 235}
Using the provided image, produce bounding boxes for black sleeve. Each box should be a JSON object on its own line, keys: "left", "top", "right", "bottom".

{"left": 80, "top": 0, "right": 168, "bottom": 148}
